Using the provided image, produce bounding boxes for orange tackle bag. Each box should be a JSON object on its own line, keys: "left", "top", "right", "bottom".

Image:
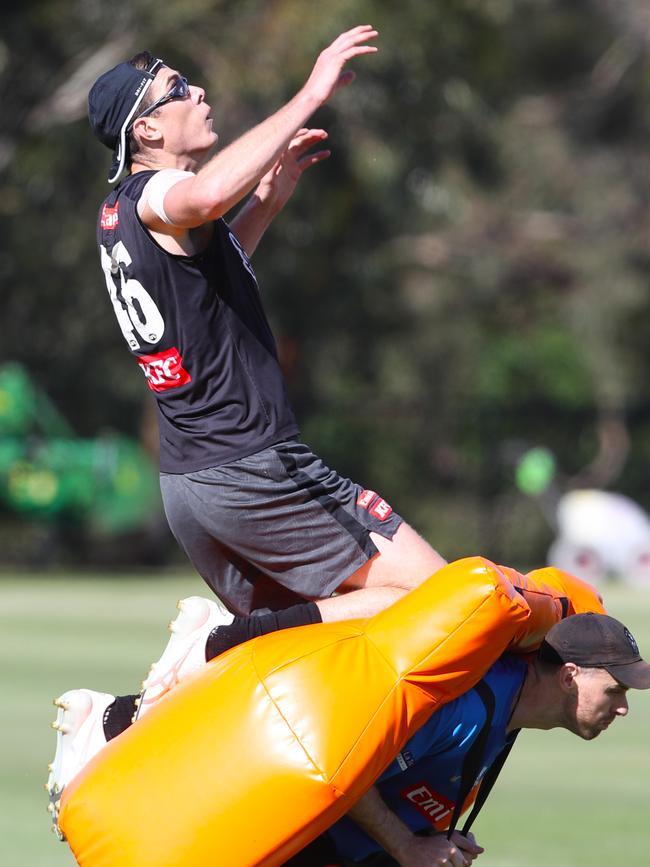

{"left": 58, "top": 556, "right": 603, "bottom": 866}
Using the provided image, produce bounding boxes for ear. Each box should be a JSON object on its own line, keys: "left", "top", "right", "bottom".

{"left": 131, "top": 115, "right": 163, "bottom": 147}
{"left": 558, "top": 662, "right": 579, "bottom": 693}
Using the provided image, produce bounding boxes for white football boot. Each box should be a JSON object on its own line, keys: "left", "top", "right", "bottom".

{"left": 46, "top": 689, "right": 114, "bottom": 840}
{"left": 134, "top": 596, "right": 234, "bottom": 721}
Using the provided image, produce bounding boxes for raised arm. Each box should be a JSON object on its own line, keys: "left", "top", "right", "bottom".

{"left": 152, "top": 25, "right": 378, "bottom": 230}
{"left": 229, "top": 127, "right": 330, "bottom": 256}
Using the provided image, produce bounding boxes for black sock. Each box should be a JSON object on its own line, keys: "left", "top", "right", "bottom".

{"left": 103, "top": 694, "right": 138, "bottom": 741}
{"left": 101, "top": 606, "right": 322, "bottom": 735}
{"left": 205, "top": 601, "right": 322, "bottom": 661}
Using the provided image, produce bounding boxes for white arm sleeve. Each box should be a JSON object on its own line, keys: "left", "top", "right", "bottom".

{"left": 138, "top": 169, "right": 195, "bottom": 225}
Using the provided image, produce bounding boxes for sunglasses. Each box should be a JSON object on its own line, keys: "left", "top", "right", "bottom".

{"left": 128, "top": 76, "right": 190, "bottom": 131}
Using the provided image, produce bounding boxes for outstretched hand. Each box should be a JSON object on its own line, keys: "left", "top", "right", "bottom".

{"left": 257, "top": 25, "right": 380, "bottom": 209}
{"left": 222, "top": 27, "right": 376, "bottom": 251}
{"left": 255, "top": 127, "right": 331, "bottom": 215}
{"left": 303, "top": 24, "right": 378, "bottom": 105}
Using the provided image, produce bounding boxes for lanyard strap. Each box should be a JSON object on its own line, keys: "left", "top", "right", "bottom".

{"left": 446, "top": 679, "right": 496, "bottom": 839}
{"left": 460, "top": 729, "right": 519, "bottom": 837}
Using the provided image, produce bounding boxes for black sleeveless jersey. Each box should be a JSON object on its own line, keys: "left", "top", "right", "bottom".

{"left": 96, "top": 170, "right": 299, "bottom": 473}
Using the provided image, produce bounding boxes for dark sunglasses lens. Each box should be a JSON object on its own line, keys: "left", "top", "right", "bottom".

{"left": 172, "top": 77, "right": 190, "bottom": 98}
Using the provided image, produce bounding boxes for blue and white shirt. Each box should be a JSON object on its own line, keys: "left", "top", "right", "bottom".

{"left": 328, "top": 654, "right": 526, "bottom": 862}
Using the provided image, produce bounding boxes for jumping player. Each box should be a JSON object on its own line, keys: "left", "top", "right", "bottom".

{"left": 86, "top": 26, "right": 446, "bottom": 696}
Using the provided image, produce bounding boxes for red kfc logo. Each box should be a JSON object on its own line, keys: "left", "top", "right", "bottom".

{"left": 357, "top": 489, "right": 393, "bottom": 521}
{"left": 137, "top": 346, "right": 191, "bottom": 392}
{"left": 370, "top": 498, "right": 393, "bottom": 521}
{"left": 100, "top": 202, "right": 119, "bottom": 229}
{"left": 357, "top": 490, "right": 377, "bottom": 508}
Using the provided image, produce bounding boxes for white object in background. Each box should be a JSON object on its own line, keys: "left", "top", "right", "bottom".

{"left": 548, "top": 489, "right": 650, "bottom": 588}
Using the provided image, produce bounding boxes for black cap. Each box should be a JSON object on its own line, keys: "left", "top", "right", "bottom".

{"left": 542, "top": 613, "right": 650, "bottom": 689}
{"left": 88, "top": 55, "right": 164, "bottom": 183}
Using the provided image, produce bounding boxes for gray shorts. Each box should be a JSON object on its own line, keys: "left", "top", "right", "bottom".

{"left": 160, "top": 440, "right": 403, "bottom": 615}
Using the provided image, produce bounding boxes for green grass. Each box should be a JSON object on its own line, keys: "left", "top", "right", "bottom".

{"left": 2, "top": 574, "right": 649, "bottom": 866}
{"left": 1, "top": 570, "right": 207, "bottom": 867}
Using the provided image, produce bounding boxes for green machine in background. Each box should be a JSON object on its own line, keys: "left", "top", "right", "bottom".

{"left": 0, "top": 363, "right": 162, "bottom": 557}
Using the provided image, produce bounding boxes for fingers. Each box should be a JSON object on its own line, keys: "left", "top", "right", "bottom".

{"left": 330, "top": 24, "right": 379, "bottom": 47}
{"left": 447, "top": 845, "right": 470, "bottom": 867}
{"left": 325, "top": 25, "right": 379, "bottom": 60}
{"left": 339, "top": 24, "right": 378, "bottom": 37}
{"left": 290, "top": 128, "right": 328, "bottom": 145}
{"left": 287, "top": 129, "right": 328, "bottom": 155}
{"left": 444, "top": 834, "right": 483, "bottom": 866}
{"left": 455, "top": 831, "right": 485, "bottom": 857}
{"left": 271, "top": 130, "right": 330, "bottom": 179}
{"left": 306, "top": 24, "right": 378, "bottom": 106}
{"left": 296, "top": 150, "right": 330, "bottom": 171}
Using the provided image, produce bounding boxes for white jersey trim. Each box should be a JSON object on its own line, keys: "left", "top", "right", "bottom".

{"left": 139, "top": 169, "right": 195, "bottom": 225}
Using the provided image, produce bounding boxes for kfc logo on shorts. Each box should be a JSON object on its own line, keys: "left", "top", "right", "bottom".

{"left": 137, "top": 346, "right": 192, "bottom": 392}
{"left": 357, "top": 489, "right": 393, "bottom": 522}
{"left": 100, "top": 202, "right": 119, "bottom": 229}
{"left": 401, "top": 783, "right": 455, "bottom": 829}
{"left": 357, "top": 489, "right": 377, "bottom": 509}
{"left": 370, "top": 498, "right": 393, "bottom": 521}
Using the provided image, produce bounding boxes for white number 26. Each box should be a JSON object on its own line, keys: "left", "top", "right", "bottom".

{"left": 100, "top": 241, "right": 165, "bottom": 350}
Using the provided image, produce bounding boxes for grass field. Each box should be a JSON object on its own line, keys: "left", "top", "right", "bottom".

{"left": 2, "top": 572, "right": 649, "bottom": 867}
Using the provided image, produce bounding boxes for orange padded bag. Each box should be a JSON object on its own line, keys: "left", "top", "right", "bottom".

{"left": 504, "top": 564, "right": 605, "bottom": 651}
{"left": 58, "top": 556, "right": 603, "bottom": 866}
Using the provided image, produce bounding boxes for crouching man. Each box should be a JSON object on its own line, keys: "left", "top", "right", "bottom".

{"left": 287, "top": 613, "right": 650, "bottom": 867}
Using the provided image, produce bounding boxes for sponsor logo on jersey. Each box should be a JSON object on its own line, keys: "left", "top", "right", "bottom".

{"left": 100, "top": 202, "right": 120, "bottom": 229}
{"left": 401, "top": 783, "right": 455, "bottom": 829}
{"left": 137, "top": 346, "right": 191, "bottom": 392}
{"left": 356, "top": 489, "right": 393, "bottom": 521}
{"left": 395, "top": 749, "right": 416, "bottom": 771}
